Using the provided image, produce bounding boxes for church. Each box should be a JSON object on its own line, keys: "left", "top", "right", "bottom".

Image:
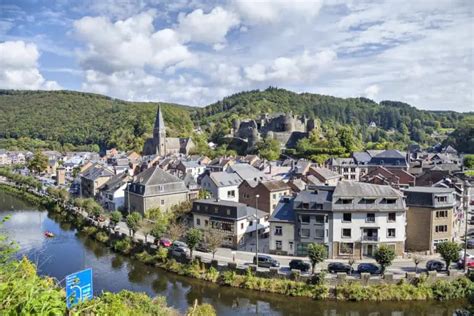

{"left": 143, "top": 106, "right": 195, "bottom": 156}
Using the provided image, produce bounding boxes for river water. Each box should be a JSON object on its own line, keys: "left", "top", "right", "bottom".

{"left": 0, "top": 191, "right": 471, "bottom": 315}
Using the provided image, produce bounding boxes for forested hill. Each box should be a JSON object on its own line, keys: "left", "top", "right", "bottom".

{"left": 192, "top": 87, "right": 471, "bottom": 151}
{"left": 0, "top": 90, "right": 194, "bottom": 152}
{"left": 193, "top": 87, "right": 465, "bottom": 129}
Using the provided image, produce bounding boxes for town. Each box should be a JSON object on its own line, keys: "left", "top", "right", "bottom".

{"left": 1, "top": 106, "right": 473, "bottom": 280}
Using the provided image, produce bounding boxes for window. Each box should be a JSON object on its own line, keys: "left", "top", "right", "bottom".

{"left": 436, "top": 196, "right": 448, "bottom": 203}
{"left": 196, "top": 205, "right": 200, "bottom": 211}
{"left": 289, "top": 242, "right": 293, "bottom": 250}
{"left": 222, "top": 223, "right": 233, "bottom": 231}
{"left": 366, "top": 213, "right": 375, "bottom": 223}
{"left": 435, "top": 225, "right": 448, "bottom": 233}
{"left": 160, "top": 199, "right": 165, "bottom": 205}
{"left": 226, "top": 209, "right": 231, "bottom": 215}
{"left": 338, "top": 198, "right": 353, "bottom": 204}
{"left": 204, "top": 220, "right": 209, "bottom": 227}
{"left": 315, "top": 229, "right": 324, "bottom": 239}
{"left": 387, "top": 228, "right": 396, "bottom": 238}
{"left": 273, "top": 193, "right": 277, "bottom": 199}
{"left": 381, "top": 198, "right": 397, "bottom": 204}
{"left": 249, "top": 221, "right": 253, "bottom": 226}
{"left": 240, "top": 222, "right": 244, "bottom": 229}
{"left": 315, "top": 215, "right": 325, "bottom": 224}
{"left": 196, "top": 218, "right": 201, "bottom": 226}
{"left": 227, "top": 190, "right": 235, "bottom": 198}
{"left": 360, "top": 198, "right": 376, "bottom": 204}
{"left": 350, "top": 175, "right": 356, "bottom": 180}
{"left": 350, "top": 168, "right": 356, "bottom": 172}
{"left": 275, "top": 240, "right": 282, "bottom": 250}
{"left": 388, "top": 212, "right": 396, "bottom": 222}
{"left": 436, "top": 210, "right": 448, "bottom": 218}
{"left": 300, "top": 215, "right": 310, "bottom": 223}
{"left": 343, "top": 213, "right": 352, "bottom": 222}
{"left": 342, "top": 228, "right": 351, "bottom": 238}
{"left": 339, "top": 242, "right": 354, "bottom": 255}
{"left": 275, "top": 226, "right": 283, "bottom": 236}
{"left": 302, "top": 203, "right": 309, "bottom": 209}
{"left": 300, "top": 228, "right": 310, "bottom": 238}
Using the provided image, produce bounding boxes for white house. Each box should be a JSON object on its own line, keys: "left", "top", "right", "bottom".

{"left": 200, "top": 172, "right": 242, "bottom": 202}
{"left": 269, "top": 197, "right": 296, "bottom": 255}
{"left": 98, "top": 173, "right": 131, "bottom": 211}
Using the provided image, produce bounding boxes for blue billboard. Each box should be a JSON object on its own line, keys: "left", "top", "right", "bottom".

{"left": 65, "top": 268, "right": 93, "bottom": 309}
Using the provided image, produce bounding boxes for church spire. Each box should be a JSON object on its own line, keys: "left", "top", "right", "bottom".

{"left": 154, "top": 105, "right": 165, "bottom": 130}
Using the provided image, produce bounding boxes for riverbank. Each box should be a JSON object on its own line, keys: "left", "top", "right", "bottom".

{"left": 1, "top": 184, "right": 473, "bottom": 304}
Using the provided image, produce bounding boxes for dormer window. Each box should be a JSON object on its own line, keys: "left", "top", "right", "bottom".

{"left": 338, "top": 198, "right": 353, "bottom": 204}
{"left": 381, "top": 198, "right": 397, "bottom": 204}
{"left": 359, "top": 198, "right": 376, "bottom": 204}
{"left": 436, "top": 196, "right": 448, "bottom": 203}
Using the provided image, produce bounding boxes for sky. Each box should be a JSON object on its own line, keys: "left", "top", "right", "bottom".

{"left": 0, "top": 0, "right": 473, "bottom": 112}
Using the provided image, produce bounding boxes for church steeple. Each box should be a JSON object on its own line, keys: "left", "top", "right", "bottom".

{"left": 153, "top": 106, "right": 166, "bottom": 156}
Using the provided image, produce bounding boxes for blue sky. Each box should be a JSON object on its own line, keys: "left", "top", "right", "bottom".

{"left": 0, "top": 0, "right": 472, "bottom": 111}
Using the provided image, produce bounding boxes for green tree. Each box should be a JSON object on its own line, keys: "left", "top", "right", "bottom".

{"left": 110, "top": 211, "right": 122, "bottom": 226}
{"left": 150, "top": 221, "right": 168, "bottom": 243}
{"left": 125, "top": 212, "right": 142, "bottom": 237}
{"left": 436, "top": 241, "right": 461, "bottom": 270}
{"left": 27, "top": 150, "right": 48, "bottom": 174}
{"left": 204, "top": 229, "right": 224, "bottom": 259}
{"left": 90, "top": 204, "right": 103, "bottom": 219}
{"left": 307, "top": 243, "right": 327, "bottom": 274}
{"left": 256, "top": 137, "right": 281, "bottom": 161}
{"left": 185, "top": 228, "right": 203, "bottom": 259}
{"left": 464, "top": 155, "right": 474, "bottom": 169}
{"left": 374, "top": 245, "right": 396, "bottom": 274}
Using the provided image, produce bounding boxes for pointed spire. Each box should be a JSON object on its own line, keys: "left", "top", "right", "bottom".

{"left": 154, "top": 105, "right": 165, "bottom": 129}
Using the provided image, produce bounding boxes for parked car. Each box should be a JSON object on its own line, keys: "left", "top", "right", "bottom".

{"left": 195, "top": 242, "right": 210, "bottom": 252}
{"left": 289, "top": 259, "right": 310, "bottom": 272}
{"left": 467, "top": 239, "right": 474, "bottom": 249}
{"left": 159, "top": 238, "right": 172, "bottom": 248}
{"left": 253, "top": 255, "right": 280, "bottom": 268}
{"left": 328, "top": 262, "right": 352, "bottom": 274}
{"left": 170, "top": 241, "right": 190, "bottom": 257}
{"left": 457, "top": 258, "right": 474, "bottom": 269}
{"left": 356, "top": 263, "right": 380, "bottom": 274}
{"left": 426, "top": 260, "right": 445, "bottom": 272}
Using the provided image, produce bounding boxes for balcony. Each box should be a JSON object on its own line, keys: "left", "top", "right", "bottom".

{"left": 361, "top": 235, "right": 380, "bottom": 242}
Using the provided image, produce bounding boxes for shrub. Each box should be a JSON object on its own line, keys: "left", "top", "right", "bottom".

{"left": 221, "top": 271, "right": 243, "bottom": 287}
{"left": 185, "top": 261, "right": 205, "bottom": 279}
{"left": 204, "top": 267, "right": 219, "bottom": 283}
{"left": 95, "top": 231, "right": 109, "bottom": 243}
{"left": 187, "top": 301, "right": 217, "bottom": 316}
{"left": 431, "top": 277, "right": 473, "bottom": 301}
{"left": 83, "top": 226, "right": 98, "bottom": 236}
{"left": 155, "top": 246, "right": 169, "bottom": 263}
{"left": 113, "top": 237, "right": 132, "bottom": 254}
{"left": 374, "top": 245, "right": 396, "bottom": 274}
{"left": 135, "top": 251, "right": 155, "bottom": 265}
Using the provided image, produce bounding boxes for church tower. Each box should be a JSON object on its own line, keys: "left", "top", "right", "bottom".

{"left": 153, "top": 106, "right": 166, "bottom": 156}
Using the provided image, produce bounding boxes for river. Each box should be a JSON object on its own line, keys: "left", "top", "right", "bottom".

{"left": 0, "top": 190, "right": 471, "bottom": 315}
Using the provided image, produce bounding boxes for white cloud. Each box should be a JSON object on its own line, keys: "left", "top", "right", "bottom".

{"left": 364, "top": 84, "right": 379, "bottom": 99}
{"left": 74, "top": 11, "right": 194, "bottom": 73}
{"left": 177, "top": 7, "right": 240, "bottom": 44}
{"left": 0, "top": 41, "right": 60, "bottom": 90}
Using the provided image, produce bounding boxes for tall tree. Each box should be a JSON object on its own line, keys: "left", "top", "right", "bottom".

{"left": 185, "top": 228, "right": 203, "bottom": 259}
{"left": 27, "top": 150, "right": 48, "bottom": 174}
{"left": 307, "top": 243, "right": 327, "bottom": 274}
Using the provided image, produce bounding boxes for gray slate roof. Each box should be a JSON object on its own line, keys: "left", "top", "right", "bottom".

{"left": 333, "top": 181, "right": 402, "bottom": 197}
{"left": 209, "top": 172, "right": 243, "bottom": 187}
{"left": 229, "top": 163, "right": 266, "bottom": 181}
{"left": 134, "top": 165, "right": 184, "bottom": 186}
{"left": 270, "top": 198, "right": 295, "bottom": 222}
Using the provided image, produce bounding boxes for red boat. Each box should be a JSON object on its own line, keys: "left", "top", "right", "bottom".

{"left": 44, "top": 231, "right": 55, "bottom": 238}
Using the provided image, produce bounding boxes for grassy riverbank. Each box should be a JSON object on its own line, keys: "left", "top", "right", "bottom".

{"left": 2, "top": 184, "right": 474, "bottom": 305}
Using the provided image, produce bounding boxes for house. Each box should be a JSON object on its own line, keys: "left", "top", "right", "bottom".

{"left": 404, "top": 187, "right": 456, "bottom": 254}
{"left": 239, "top": 180, "right": 291, "bottom": 214}
{"left": 307, "top": 167, "right": 342, "bottom": 186}
{"left": 98, "top": 172, "right": 131, "bottom": 211}
{"left": 207, "top": 157, "right": 235, "bottom": 172}
{"left": 360, "top": 166, "right": 415, "bottom": 188}
{"left": 269, "top": 197, "right": 296, "bottom": 255}
{"left": 326, "top": 157, "right": 367, "bottom": 181}
{"left": 228, "top": 163, "right": 269, "bottom": 182}
{"left": 353, "top": 149, "right": 408, "bottom": 169}
{"left": 174, "top": 160, "right": 206, "bottom": 179}
{"left": 331, "top": 182, "right": 406, "bottom": 259}
{"left": 0, "top": 149, "right": 11, "bottom": 165}
{"left": 200, "top": 172, "right": 242, "bottom": 202}
{"left": 80, "top": 164, "right": 115, "bottom": 198}
{"left": 125, "top": 165, "right": 189, "bottom": 214}
{"left": 191, "top": 199, "right": 269, "bottom": 249}
{"left": 268, "top": 182, "right": 407, "bottom": 259}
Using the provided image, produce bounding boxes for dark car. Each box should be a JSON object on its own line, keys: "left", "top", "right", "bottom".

{"left": 426, "top": 260, "right": 445, "bottom": 272}
{"left": 467, "top": 239, "right": 474, "bottom": 249}
{"left": 195, "top": 242, "right": 211, "bottom": 252}
{"left": 253, "top": 255, "right": 280, "bottom": 268}
{"left": 356, "top": 263, "right": 380, "bottom": 274}
{"left": 289, "top": 259, "right": 310, "bottom": 272}
{"left": 328, "top": 262, "right": 352, "bottom": 274}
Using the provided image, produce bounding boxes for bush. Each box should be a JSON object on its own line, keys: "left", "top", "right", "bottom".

{"left": 95, "top": 231, "right": 109, "bottom": 243}
{"left": 204, "top": 267, "right": 219, "bottom": 283}
{"left": 113, "top": 237, "right": 132, "bottom": 254}
{"left": 135, "top": 251, "right": 155, "bottom": 265}
{"left": 431, "top": 277, "right": 473, "bottom": 301}
{"left": 82, "top": 226, "right": 98, "bottom": 236}
{"left": 156, "top": 246, "right": 169, "bottom": 262}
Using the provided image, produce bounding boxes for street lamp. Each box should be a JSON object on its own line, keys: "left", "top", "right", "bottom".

{"left": 255, "top": 194, "right": 260, "bottom": 263}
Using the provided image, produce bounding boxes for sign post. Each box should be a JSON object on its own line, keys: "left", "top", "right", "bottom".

{"left": 65, "top": 268, "right": 93, "bottom": 309}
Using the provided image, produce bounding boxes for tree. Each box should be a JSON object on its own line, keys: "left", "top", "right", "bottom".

{"left": 168, "top": 221, "right": 186, "bottom": 241}
{"left": 110, "top": 211, "right": 122, "bottom": 226}
{"left": 412, "top": 255, "right": 422, "bottom": 274}
{"left": 150, "top": 221, "right": 168, "bottom": 243}
{"left": 256, "top": 137, "right": 281, "bottom": 161}
{"left": 464, "top": 154, "right": 474, "bottom": 169}
{"left": 348, "top": 257, "right": 356, "bottom": 275}
{"left": 374, "top": 245, "right": 396, "bottom": 274}
{"left": 436, "top": 241, "right": 461, "bottom": 270}
{"left": 307, "top": 243, "right": 327, "bottom": 274}
{"left": 90, "top": 204, "right": 102, "bottom": 219}
{"left": 125, "top": 212, "right": 142, "bottom": 237}
{"left": 27, "top": 150, "right": 48, "bottom": 174}
{"left": 205, "top": 230, "right": 224, "bottom": 259}
{"left": 185, "top": 228, "right": 203, "bottom": 259}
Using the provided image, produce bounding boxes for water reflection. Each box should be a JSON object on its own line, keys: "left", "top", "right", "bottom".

{"left": 0, "top": 190, "right": 471, "bottom": 316}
